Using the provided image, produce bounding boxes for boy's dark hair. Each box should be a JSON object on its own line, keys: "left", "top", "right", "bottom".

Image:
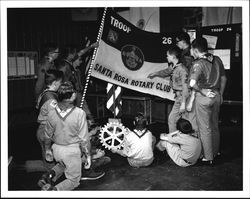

{"left": 134, "top": 112, "right": 148, "bottom": 129}
{"left": 41, "top": 42, "right": 59, "bottom": 57}
{"left": 176, "top": 31, "right": 191, "bottom": 45}
{"left": 176, "top": 118, "right": 193, "bottom": 134}
{"left": 57, "top": 81, "right": 75, "bottom": 101}
{"left": 167, "top": 45, "right": 182, "bottom": 60}
{"left": 60, "top": 44, "right": 78, "bottom": 60}
{"left": 56, "top": 59, "right": 70, "bottom": 71}
{"left": 191, "top": 37, "right": 208, "bottom": 53}
{"left": 45, "top": 69, "right": 63, "bottom": 86}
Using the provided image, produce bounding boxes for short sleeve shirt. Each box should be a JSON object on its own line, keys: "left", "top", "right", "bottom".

{"left": 189, "top": 54, "right": 224, "bottom": 89}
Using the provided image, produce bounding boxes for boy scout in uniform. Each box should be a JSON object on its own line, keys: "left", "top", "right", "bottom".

{"left": 36, "top": 69, "right": 63, "bottom": 168}
{"left": 148, "top": 46, "right": 189, "bottom": 133}
{"left": 157, "top": 117, "right": 201, "bottom": 167}
{"left": 189, "top": 37, "right": 226, "bottom": 164}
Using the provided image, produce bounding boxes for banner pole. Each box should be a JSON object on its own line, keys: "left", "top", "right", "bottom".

{"left": 113, "top": 84, "right": 116, "bottom": 119}
{"left": 80, "top": 7, "right": 108, "bottom": 109}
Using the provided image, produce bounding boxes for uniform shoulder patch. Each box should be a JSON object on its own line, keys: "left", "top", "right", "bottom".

{"left": 192, "top": 63, "right": 200, "bottom": 72}
{"left": 50, "top": 100, "right": 57, "bottom": 108}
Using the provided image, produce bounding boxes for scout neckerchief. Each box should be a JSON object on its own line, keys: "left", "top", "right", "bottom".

{"left": 132, "top": 128, "right": 149, "bottom": 138}
{"left": 55, "top": 102, "right": 76, "bottom": 121}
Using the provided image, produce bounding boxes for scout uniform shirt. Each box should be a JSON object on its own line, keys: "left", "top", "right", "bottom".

{"left": 203, "top": 53, "right": 226, "bottom": 90}
{"left": 44, "top": 104, "right": 89, "bottom": 147}
{"left": 189, "top": 53, "right": 224, "bottom": 90}
{"left": 171, "top": 63, "right": 189, "bottom": 101}
{"left": 151, "top": 63, "right": 189, "bottom": 100}
{"left": 36, "top": 89, "right": 58, "bottom": 124}
{"left": 166, "top": 130, "right": 202, "bottom": 164}
{"left": 123, "top": 128, "right": 154, "bottom": 161}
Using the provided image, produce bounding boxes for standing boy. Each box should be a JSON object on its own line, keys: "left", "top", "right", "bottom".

{"left": 189, "top": 37, "right": 226, "bottom": 164}
{"left": 36, "top": 69, "right": 63, "bottom": 168}
{"left": 148, "top": 46, "right": 189, "bottom": 133}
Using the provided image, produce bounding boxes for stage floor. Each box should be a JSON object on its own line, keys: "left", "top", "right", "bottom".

{"left": 8, "top": 120, "right": 243, "bottom": 191}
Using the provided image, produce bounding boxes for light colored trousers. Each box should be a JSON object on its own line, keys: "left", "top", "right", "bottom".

{"left": 211, "top": 90, "right": 221, "bottom": 157}
{"left": 158, "top": 140, "right": 191, "bottom": 167}
{"left": 128, "top": 157, "right": 154, "bottom": 168}
{"left": 168, "top": 95, "right": 198, "bottom": 134}
{"left": 36, "top": 124, "right": 55, "bottom": 170}
{"left": 195, "top": 92, "right": 216, "bottom": 161}
{"left": 52, "top": 143, "right": 82, "bottom": 191}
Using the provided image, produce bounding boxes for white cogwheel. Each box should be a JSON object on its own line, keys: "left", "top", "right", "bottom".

{"left": 99, "top": 122, "right": 126, "bottom": 150}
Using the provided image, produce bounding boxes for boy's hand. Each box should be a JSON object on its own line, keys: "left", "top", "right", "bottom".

{"left": 89, "top": 126, "right": 100, "bottom": 137}
{"left": 84, "top": 155, "right": 91, "bottom": 169}
{"left": 45, "top": 149, "right": 53, "bottom": 162}
{"left": 160, "top": 133, "right": 169, "bottom": 141}
{"left": 147, "top": 73, "right": 157, "bottom": 79}
{"left": 91, "top": 42, "right": 99, "bottom": 48}
{"left": 179, "top": 102, "right": 186, "bottom": 113}
{"left": 202, "top": 89, "right": 216, "bottom": 98}
{"left": 111, "top": 148, "right": 118, "bottom": 154}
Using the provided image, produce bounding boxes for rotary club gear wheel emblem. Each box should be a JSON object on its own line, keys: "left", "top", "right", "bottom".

{"left": 99, "top": 122, "right": 126, "bottom": 150}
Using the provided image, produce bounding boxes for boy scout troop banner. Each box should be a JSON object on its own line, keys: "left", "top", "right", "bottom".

{"left": 91, "top": 8, "right": 175, "bottom": 100}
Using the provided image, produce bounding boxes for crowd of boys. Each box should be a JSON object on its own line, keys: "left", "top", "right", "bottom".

{"left": 34, "top": 31, "right": 226, "bottom": 190}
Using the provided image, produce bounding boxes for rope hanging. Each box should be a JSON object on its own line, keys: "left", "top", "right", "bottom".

{"left": 80, "top": 7, "right": 108, "bottom": 109}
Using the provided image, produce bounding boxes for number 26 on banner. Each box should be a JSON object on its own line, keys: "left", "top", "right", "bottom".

{"left": 162, "top": 37, "right": 172, "bottom": 45}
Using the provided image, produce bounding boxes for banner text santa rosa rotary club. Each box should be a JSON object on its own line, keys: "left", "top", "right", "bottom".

{"left": 93, "top": 63, "right": 171, "bottom": 92}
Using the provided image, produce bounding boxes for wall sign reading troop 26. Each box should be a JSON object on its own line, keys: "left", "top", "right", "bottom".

{"left": 121, "top": 45, "right": 144, "bottom": 71}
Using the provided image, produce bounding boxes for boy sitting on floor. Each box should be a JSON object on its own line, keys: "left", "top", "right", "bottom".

{"left": 111, "top": 112, "right": 156, "bottom": 168}
{"left": 156, "top": 117, "right": 201, "bottom": 167}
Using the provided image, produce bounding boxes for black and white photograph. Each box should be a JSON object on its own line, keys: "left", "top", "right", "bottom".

{"left": 1, "top": 0, "right": 250, "bottom": 198}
